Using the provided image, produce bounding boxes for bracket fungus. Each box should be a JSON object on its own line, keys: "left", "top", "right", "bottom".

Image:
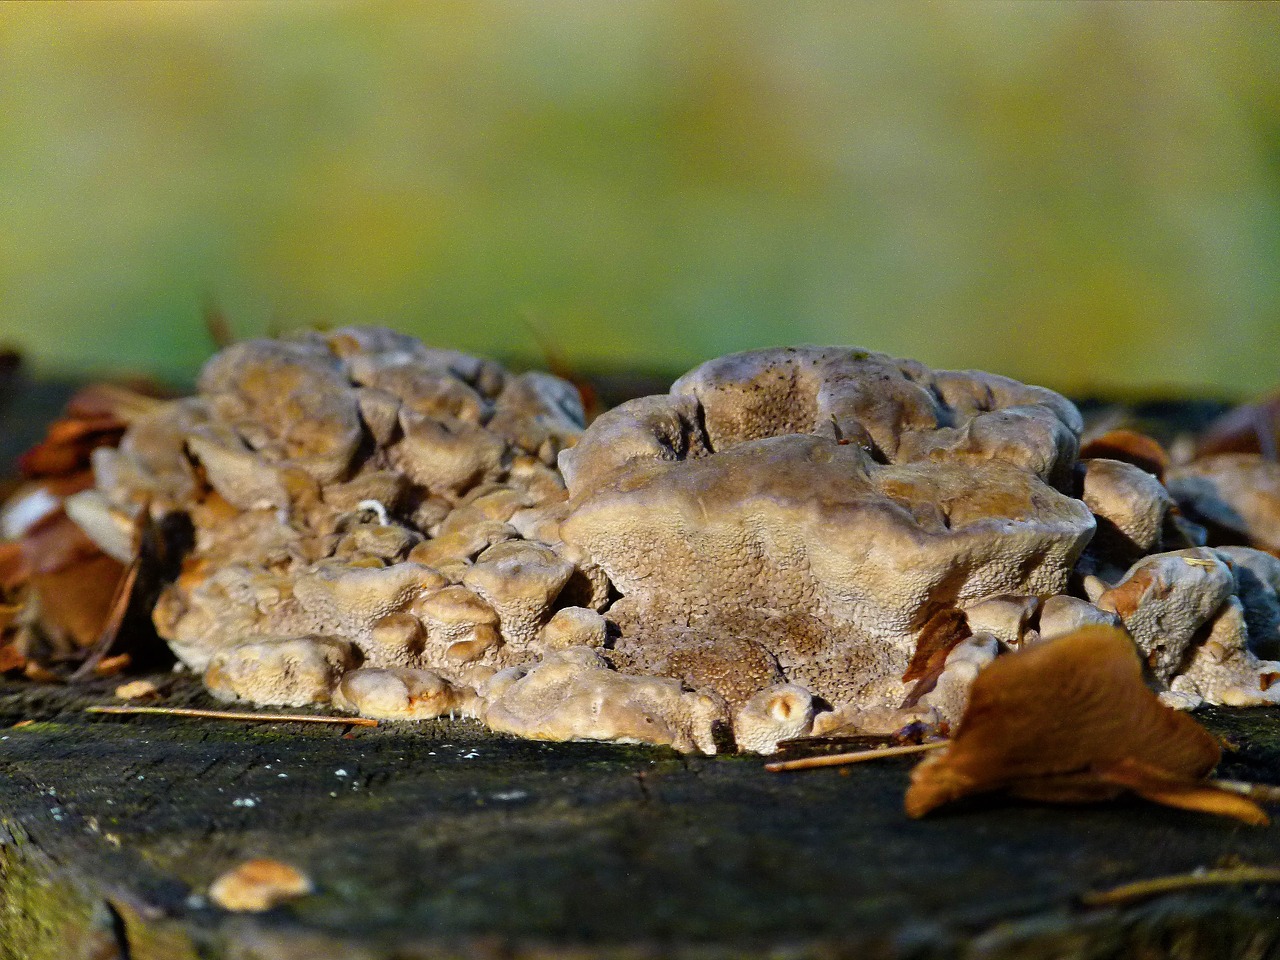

{"left": 45, "top": 333, "right": 1280, "bottom": 755}
{"left": 557, "top": 347, "right": 1095, "bottom": 733}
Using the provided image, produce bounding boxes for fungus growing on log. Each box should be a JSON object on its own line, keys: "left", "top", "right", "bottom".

{"left": 37, "top": 333, "right": 1280, "bottom": 754}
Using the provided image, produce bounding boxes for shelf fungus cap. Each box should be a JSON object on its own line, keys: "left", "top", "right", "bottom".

{"left": 462, "top": 541, "right": 575, "bottom": 647}
{"left": 1167, "top": 596, "right": 1280, "bottom": 708}
{"left": 1037, "top": 595, "right": 1121, "bottom": 643}
{"left": 205, "top": 636, "right": 355, "bottom": 707}
{"left": 562, "top": 433, "right": 1093, "bottom": 711}
{"left": 665, "top": 347, "right": 1082, "bottom": 485}
{"left": 334, "top": 667, "right": 480, "bottom": 720}
{"left": 1215, "top": 546, "right": 1280, "bottom": 660}
{"left": 481, "top": 648, "right": 727, "bottom": 754}
{"left": 198, "top": 337, "right": 364, "bottom": 484}
{"left": 394, "top": 410, "right": 507, "bottom": 495}
{"left": 557, "top": 347, "right": 1091, "bottom": 716}
{"left": 1077, "top": 457, "right": 1173, "bottom": 560}
{"left": 414, "top": 585, "right": 499, "bottom": 638}
{"left": 540, "top": 606, "right": 608, "bottom": 650}
{"left": 732, "top": 683, "right": 816, "bottom": 754}
{"left": 1096, "top": 548, "right": 1235, "bottom": 683}
{"left": 292, "top": 561, "right": 442, "bottom": 637}
{"left": 961, "top": 596, "right": 1039, "bottom": 648}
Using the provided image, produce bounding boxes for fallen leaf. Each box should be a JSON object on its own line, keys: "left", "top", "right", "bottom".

{"left": 1197, "top": 392, "right": 1280, "bottom": 462}
{"left": 0, "top": 542, "right": 27, "bottom": 591}
{"left": 900, "top": 608, "right": 970, "bottom": 707}
{"left": 30, "top": 552, "right": 127, "bottom": 649}
{"left": 1094, "top": 757, "right": 1269, "bottom": 826}
{"left": 1080, "top": 429, "right": 1171, "bottom": 481}
{"left": 0, "top": 602, "right": 21, "bottom": 631}
{"left": 904, "top": 625, "right": 1266, "bottom": 824}
{"left": 19, "top": 510, "right": 104, "bottom": 576}
{"left": 208, "top": 859, "right": 313, "bottom": 912}
{"left": 0, "top": 642, "right": 26, "bottom": 674}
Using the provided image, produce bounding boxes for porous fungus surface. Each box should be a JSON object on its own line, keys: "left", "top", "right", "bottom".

{"left": 73, "top": 337, "right": 1280, "bottom": 753}
{"left": 559, "top": 347, "right": 1095, "bottom": 717}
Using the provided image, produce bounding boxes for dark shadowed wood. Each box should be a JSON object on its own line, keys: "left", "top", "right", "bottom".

{"left": 4, "top": 675, "right": 1280, "bottom": 959}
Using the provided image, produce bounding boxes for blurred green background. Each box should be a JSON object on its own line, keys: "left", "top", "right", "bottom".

{"left": 2, "top": 1, "right": 1278, "bottom": 396}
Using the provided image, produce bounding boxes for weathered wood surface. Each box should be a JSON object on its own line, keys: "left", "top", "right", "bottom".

{"left": 3, "top": 676, "right": 1280, "bottom": 959}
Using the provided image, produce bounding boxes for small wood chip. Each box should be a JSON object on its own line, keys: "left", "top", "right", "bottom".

{"left": 208, "top": 858, "right": 313, "bottom": 912}
{"left": 1183, "top": 557, "right": 1219, "bottom": 569}
{"left": 765, "top": 740, "right": 947, "bottom": 772}
{"left": 85, "top": 705, "right": 377, "bottom": 727}
{"left": 1081, "top": 865, "right": 1280, "bottom": 907}
{"left": 113, "top": 678, "right": 160, "bottom": 700}
{"left": 1212, "top": 778, "right": 1280, "bottom": 804}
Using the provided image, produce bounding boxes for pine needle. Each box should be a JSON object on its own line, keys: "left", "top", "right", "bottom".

{"left": 765, "top": 740, "right": 946, "bottom": 772}
{"left": 85, "top": 705, "right": 377, "bottom": 727}
{"left": 1081, "top": 865, "right": 1280, "bottom": 907}
{"left": 1210, "top": 778, "right": 1280, "bottom": 804}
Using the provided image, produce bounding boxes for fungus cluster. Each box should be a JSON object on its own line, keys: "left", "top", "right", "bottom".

{"left": 67, "top": 333, "right": 1280, "bottom": 753}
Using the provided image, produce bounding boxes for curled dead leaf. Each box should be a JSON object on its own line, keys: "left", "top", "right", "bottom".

{"left": 208, "top": 858, "right": 313, "bottom": 912}
{"left": 0, "top": 641, "right": 26, "bottom": 674}
{"left": 904, "top": 625, "right": 1267, "bottom": 825}
{"left": 1196, "top": 392, "right": 1280, "bottom": 461}
{"left": 1080, "top": 429, "right": 1171, "bottom": 482}
{"left": 900, "top": 608, "right": 970, "bottom": 708}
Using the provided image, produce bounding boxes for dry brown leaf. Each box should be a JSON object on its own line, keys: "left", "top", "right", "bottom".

{"left": 18, "top": 419, "right": 125, "bottom": 479}
{"left": 903, "top": 625, "right": 1260, "bottom": 823}
{"left": 0, "top": 542, "right": 27, "bottom": 592}
{"left": 17, "top": 383, "right": 164, "bottom": 480}
{"left": 0, "top": 641, "right": 26, "bottom": 674}
{"left": 1197, "top": 392, "right": 1280, "bottom": 461}
{"left": 900, "top": 608, "right": 970, "bottom": 707}
{"left": 30, "top": 552, "right": 127, "bottom": 649}
{"left": 208, "top": 859, "right": 313, "bottom": 912}
{"left": 1094, "top": 757, "right": 1269, "bottom": 826}
{"left": 19, "top": 510, "right": 104, "bottom": 576}
{"left": 1080, "top": 429, "right": 1171, "bottom": 481}
{"left": 0, "top": 602, "right": 21, "bottom": 632}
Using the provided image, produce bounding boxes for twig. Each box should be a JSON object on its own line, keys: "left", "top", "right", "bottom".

{"left": 765, "top": 740, "right": 946, "bottom": 772}
{"left": 71, "top": 557, "right": 140, "bottom": 681}
{"left": 1211, "top": 779, "right": 1280, "bottom": 804}
{"left": 1081, "top": 865, "right": 1280, "bottom": 907}
{"left": 85, "top": 705, "right": 377, "bottom": 727}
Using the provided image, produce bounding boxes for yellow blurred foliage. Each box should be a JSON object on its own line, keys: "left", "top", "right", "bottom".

{"left": 1, "top": 1, "right": 1278, "bottom": 395}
